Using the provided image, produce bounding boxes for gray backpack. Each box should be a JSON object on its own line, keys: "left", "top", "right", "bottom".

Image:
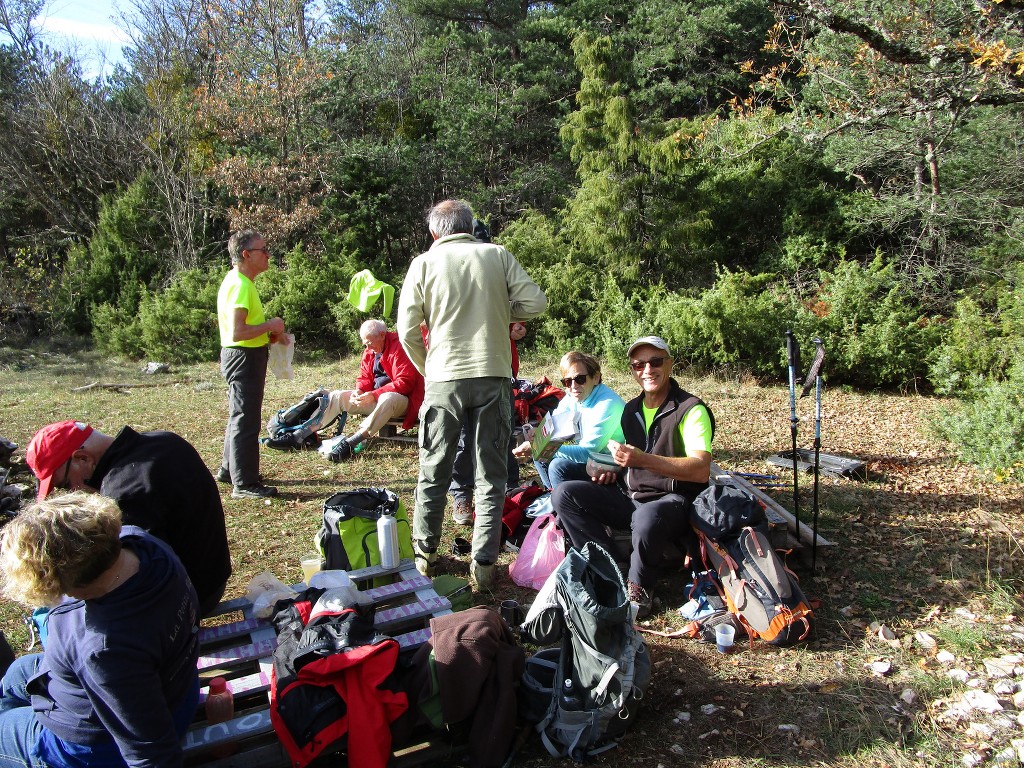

{"left": 519, "top": 542, "right": 650, "bottom": 760}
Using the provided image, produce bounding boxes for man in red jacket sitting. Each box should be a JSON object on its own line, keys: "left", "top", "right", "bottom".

{"left": 327, "top": 319, "right": 425, "bottom": 461}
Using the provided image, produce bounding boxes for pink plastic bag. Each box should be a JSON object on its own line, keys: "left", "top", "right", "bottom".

{"left": 509, "top": 513, "right": 565, "bottom": 590}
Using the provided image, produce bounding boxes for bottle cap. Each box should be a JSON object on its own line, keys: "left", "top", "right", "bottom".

{"left": 209, "top": 677, "right": 228, "bottom": 694}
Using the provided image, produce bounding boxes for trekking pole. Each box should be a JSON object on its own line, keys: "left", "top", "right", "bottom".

{"left": 785, "top": 330, "right": 801, "bottom": 539}
{"left": 800, "top": 339, "right": 826, "bottom": 573}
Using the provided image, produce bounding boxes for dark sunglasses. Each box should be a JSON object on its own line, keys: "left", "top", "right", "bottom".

{"left": 54, "top": 457, "right": 73, "bottom": 491}
{"left": 629, "top": 357, "right": 666, "bottom": 372}
{"left": 561, "top": 373, "right": 589, "bottom": 388}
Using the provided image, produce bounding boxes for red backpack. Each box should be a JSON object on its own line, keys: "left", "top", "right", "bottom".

{"left": 501, "top": 482, "right": 547, "bottom": 546}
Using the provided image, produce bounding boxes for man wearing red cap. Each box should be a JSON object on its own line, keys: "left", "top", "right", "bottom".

{"left": 26, "top": 420, "right": 231, "bottom": 616}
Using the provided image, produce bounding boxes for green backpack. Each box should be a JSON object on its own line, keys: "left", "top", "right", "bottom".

{"left": 316, "top": 488, "right": 414, "bottom": 585}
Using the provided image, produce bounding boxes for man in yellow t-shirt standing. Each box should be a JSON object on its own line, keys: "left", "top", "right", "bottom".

{"left": 216, "top": 230, "right": 286, "bottom": 499}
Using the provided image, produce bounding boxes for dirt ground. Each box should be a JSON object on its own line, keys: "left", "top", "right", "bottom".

{"left": 1, "top": 347, "right": 1022, "bottom": 767}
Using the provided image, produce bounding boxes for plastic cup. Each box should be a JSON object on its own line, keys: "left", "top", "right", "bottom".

{"left": 715, "top": 624, "right": 735, "bottom": 654}
{"left": 300, "top": 553, "right": 321, "bottom": 583}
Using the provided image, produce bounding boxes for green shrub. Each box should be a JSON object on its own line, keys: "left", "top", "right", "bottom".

{"left": 933, "top": 374, "right": 1024, "bottom": 482}
{"left": 260, "top": 245, "right": 363, "bottom": 355}
{"left": 514, "top": 258, "right": 599, "bottom": 355}
{"left": 137, "top": 269, "right": 221, "bottom": 363}
{"left": 928, "top": 265, "right": 1024, "bottom": 394}
{"left": 654, "top": 269, "right": 801, "bottom": 378}
{"left": 813, "top": 257, "right": 940, "bottom": 390}
{"left": 91, "top": 298, "right": 146, "bottom": 359}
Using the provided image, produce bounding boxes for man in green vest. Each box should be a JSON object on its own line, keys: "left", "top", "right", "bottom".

{"left": 551, "top": 336, "right": 714, "bottom": 619}
{"left": 217, "top": 230, "right": 286, "bottom": 499}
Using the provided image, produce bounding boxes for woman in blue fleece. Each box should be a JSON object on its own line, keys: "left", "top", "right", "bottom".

{"left": 513, "top": 351, "right": 626, "bottom": 489}
{"left": 0, "top": 492, "right": 200, "bottom": 768}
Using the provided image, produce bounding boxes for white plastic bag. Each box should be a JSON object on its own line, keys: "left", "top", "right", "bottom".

{"left": 246, "top": 571, "right": 297, "bottom": 619}
{"left": 269, "top": 333, "right": 295, "bottom": 379}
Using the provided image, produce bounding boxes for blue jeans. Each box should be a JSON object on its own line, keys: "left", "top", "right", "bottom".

{"left": 414, "top": 377, "right": 512, "bottom": 564}
{"left": 0, "top": 655, "right": 46, "bottom": 768}
{"left": 534, "top": 456, "right": 589, "bottom": 490}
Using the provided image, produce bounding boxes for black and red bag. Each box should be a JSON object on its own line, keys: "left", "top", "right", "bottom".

{"left": 269, "top": 590, "right": 408, "bottom": 768}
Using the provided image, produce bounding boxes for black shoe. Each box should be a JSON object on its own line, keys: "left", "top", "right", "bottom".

{"left": 216, "top": 468, "right": 231, "bottom": 484}
{"left": 232, "top": 483, "right": 279, "bottom": 499}
{"left": 328, "top": 440, "right": 352, "bottom": 463}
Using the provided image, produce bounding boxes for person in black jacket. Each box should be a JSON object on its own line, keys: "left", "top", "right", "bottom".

{"left": 25, "top": 420, "right": 231, "bottom": 616}
{"left": 551, "top": 336, "right": 714, "bottom": 619}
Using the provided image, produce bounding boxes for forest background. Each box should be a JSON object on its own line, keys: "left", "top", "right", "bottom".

{"left": 1, "top": 0, "right": 1023, "bottom": 480}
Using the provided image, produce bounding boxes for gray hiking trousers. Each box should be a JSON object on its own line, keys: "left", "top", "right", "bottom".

{"left": 220, "top": 345, "right": 269, "bottom": 487}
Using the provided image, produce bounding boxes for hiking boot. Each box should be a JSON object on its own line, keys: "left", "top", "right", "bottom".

{"left": 328, "top": 439, "right": 352, "bottom": 463}
{"left": 452, "top": 499, "right": 473, "bottom": 526}
{"left": 215, "top": 467, "right": 231, "bottom": 484}
{"left": 471, "top": 560, "right": 495, "bottom": 591}
{"left": 232, "top": 483, "right": 279, "bottom": 499}
{"left": 627, "top": 581, "right": 653, "bottom": 621}
{"left": 414, "top": 541, "right": 437, "bottom": 577}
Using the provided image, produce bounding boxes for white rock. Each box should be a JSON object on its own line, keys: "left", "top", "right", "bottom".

{"left": 993, "top": 680, "right": 1017, "bottom": 696}
{"left": 963, "top": 689, "right": 1003, "bottom": 714}
{"left": 778, "top": 724, "right": 800, "bottom": 734}
{"left": 1013, "top": 739, "right": 1024, "bottom": 762}
{"left": 675, "top": 711, "right": 691, "bottom": 722}
{"left": 1018, "top": 711, "right": 1024, "bottom": 727}
{"left": 962, "top": 751, "right": 984, "bottom": 767}
{"left": 698, "top": 729, "right": 719, "bottom": 740}
{"left": 947, "top": 669, "right": 971, "bottom": 683}
{"left": 937, "top": 650, "right": 956, "bottom": 665}
{"left": 868, "top": 660, "right": 893, "bottom": 676}
{"left": 669, "top": 744, "right": 685, "bottom": 755}
{"left": 955, "top": 608, "right": 978, "bottom": 621}
{"left": 992, "top": 747, "right": 1017, "bottom": 767}
{"left": 991, "top": 716, "right": 1016, "bottom": 731}
{"left": 914, "top": 631, "right": 937, "bottom": 650}
{"left": 701, "top": 704, "right": 722, "bottom": 715}
{"left": 985, "top": 658, "right": 1018, "bottom": 679}
{"left": 1013, "top": 690, "right": 1024, "bottom": 710}
{"left": 967, "top": 678, "right": 984, "bottom": 688}
{"left": 900, "top": 688, "right": 918, "bottom": 706}
{"left": 965, "top": 721, "right": 994, "bottom": 738}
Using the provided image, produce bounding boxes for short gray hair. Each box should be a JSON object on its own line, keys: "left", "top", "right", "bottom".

{"left": 427, "top": 200, "right": 474, "bottom": 238}
{"left": 359, "top": 319, "right": 387, "bottom": 339}
{"left": 228, "top": 230, "right": 262, "bottom": 264}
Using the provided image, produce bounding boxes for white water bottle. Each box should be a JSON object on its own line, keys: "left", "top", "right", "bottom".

{"left": 377, "top": 510, "right": 399, "bottom": 569}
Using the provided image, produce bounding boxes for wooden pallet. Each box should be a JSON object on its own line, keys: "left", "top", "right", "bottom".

{"left": 377, "top": 419, "right": 418, "bottom": 445}
{"left": 183, "top": 559, "right": 450, "bottom": 768}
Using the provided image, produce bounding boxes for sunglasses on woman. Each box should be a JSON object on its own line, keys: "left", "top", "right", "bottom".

{"left": 560, "top": 373, "right": 589, "bottom": 387}
{"left": 629, "top": 357, "right": 666, "bottom": 372}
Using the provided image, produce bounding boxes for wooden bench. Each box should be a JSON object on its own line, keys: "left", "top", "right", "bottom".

{"left": 183, "top": 559, "right": 451, "bottom": 768}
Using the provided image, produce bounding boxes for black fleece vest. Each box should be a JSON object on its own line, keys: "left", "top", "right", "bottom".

{"left": 621, "top": 379, "right": 714, "bottom": 502}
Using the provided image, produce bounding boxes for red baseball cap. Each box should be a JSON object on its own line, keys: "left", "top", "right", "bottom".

{"left": 26, "top": 421, "right": 94, "bottom": 500}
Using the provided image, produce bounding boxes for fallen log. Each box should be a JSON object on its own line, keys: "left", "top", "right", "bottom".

{"left": 71, "top": 381, "right": 181, "bottom": 393}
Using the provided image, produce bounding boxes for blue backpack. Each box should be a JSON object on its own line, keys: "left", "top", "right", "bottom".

{"left": 264, "top": 389, "right": 344, "bottom": 451}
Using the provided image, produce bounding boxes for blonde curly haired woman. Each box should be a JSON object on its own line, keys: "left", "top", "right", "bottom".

{"left": 0, "top": 492, "right": 200, "bottom": 768}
